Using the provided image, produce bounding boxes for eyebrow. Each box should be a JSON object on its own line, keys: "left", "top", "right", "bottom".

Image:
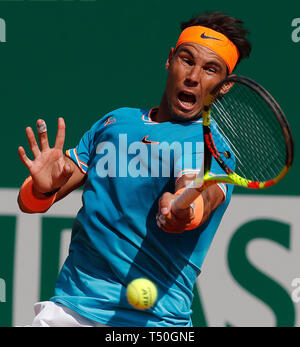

{"left": 205, "top": 61, "right": 223, "bottom": 70}
{"left": 177, "top": 47, "right": 194, "bottom": 57}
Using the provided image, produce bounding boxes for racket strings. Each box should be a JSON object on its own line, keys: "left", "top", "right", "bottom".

{"left": 211, "top": 82, "right": 287, "bottom": 182}
{"left": 214, "top": 101, "right": 281, "bottom": 180}
{"left": 212, "top": 103, "right": 249, "bottom": 175}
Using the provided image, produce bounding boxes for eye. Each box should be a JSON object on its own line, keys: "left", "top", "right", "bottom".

{"left": 204, "top": 66, "right": 217, "bottom": 74}
{"left": 182, "top": 57, "right": 194, "bottom": 66}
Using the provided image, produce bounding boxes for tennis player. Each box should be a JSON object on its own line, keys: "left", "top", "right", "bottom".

{"left": 18, "top": 11, "right": 251, "bottom": 327}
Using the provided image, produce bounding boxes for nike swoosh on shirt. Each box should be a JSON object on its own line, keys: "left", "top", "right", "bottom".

{"left": 141, "top": 136, "right": 160, "bottom": 145}
{"left": 104, "top": 117, "right": 116, "bottom": 126}
{"left": 201, "top": 32, "right": 222, "bottom": 41}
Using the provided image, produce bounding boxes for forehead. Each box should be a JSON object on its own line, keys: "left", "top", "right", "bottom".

{"left": 176, "top": 42, "right": 227, "bottom": 68}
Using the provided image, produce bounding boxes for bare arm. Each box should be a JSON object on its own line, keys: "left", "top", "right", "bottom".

{"left": 18, "top": 118, "right": 86, "bottom": 213}
{"left": 157, "top": 174, "right": 225, "bottom": 233}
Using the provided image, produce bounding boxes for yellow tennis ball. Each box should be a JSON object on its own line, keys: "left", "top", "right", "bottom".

{"left": 126, "top": 278, "right": 158, "bottom": 310}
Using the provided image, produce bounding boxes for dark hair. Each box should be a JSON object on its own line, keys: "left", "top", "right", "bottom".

{"left": 180, "top": 11, "right": 252, "bottom": 67}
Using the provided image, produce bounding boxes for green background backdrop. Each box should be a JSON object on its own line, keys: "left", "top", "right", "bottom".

{"left": 0, "top": 0, "right": 299, "bottom": 327}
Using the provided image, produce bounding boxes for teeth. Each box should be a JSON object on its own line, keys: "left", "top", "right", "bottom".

{"left": 181, "top": 101, "right": 193, "bottom": 107}
{"left": 178, "top": 92, "right": 196, "bottom": 107}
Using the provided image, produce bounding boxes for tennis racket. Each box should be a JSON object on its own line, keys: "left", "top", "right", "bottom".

{"left": 173, "top": 75, "right": 294, "bottom": 210}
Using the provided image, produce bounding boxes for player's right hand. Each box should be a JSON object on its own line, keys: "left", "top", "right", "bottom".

{"left": 18, "top": 118, "right": 74, "bottom": 197}
{"left": 156, "top": 192, "right": 195, "bottom": 234}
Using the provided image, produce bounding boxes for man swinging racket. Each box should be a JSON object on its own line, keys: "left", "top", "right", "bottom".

{"left": 18, "top": 11, "right": 251, "bottom": 327}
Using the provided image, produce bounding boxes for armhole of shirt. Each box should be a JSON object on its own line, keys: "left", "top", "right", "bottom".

{"left": 66, "top": 149, "right": 88, "bottom": 175}
{"left": 216, "top": 183, "right": 227, "bottom": 202}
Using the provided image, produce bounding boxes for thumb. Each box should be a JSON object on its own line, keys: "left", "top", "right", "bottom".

{"left": 62, "top": 163, "right": 74, "bottom": 179}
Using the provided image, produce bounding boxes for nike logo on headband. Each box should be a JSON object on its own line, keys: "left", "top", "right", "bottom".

{"left": 201, "top": 32, "right": 222, "bottom": 41}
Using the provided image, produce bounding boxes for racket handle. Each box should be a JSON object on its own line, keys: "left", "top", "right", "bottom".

{"left": 172, "top": 187, "right": 202, "bottom": 210}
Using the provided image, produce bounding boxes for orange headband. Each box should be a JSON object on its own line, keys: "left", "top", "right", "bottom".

{"left": 175, "top": 26, "right": 239, "bottom": 74}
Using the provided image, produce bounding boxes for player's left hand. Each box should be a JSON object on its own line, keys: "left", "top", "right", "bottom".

{"left": 156, "top": 192, "right": 194, "bottom": 234}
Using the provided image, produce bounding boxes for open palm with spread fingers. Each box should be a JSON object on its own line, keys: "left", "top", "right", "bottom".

{"left": 18, "top": 117, "right": 74, "bottom": 195}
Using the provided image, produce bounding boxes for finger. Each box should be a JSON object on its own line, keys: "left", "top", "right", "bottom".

{"left": 51, "top": 162, "right": 74, "bottom": 189}
{"left": 54, "top": 117, "right": 66, "bottom": 150}
{"left": 156, "top": 216, "right": 170, "bottom": 232}
{"left": 18, "top": 146, "right": 33, "bottom": 169}
{"left": 158, "top": 213, "right": 166, "bottom": 226}
{"left": 166, "top": 211, "right": 190, "bottom": 228}
{"left": 159, "top": 193, "right": 173, "bottom": 216}
{"left": 156, "top": 215, "right": 162, "bottom": 228}
{"left": 25, "top": 127, "right": 41, "bottom": 158}
{"left": 156, "top": 213, "right": 183, "bottom": 233}
{"left": 37, "top": 119, "right": 50, "bottom": 151}
{"left": 157, "top": 210, "right": 187, "bottom": 232}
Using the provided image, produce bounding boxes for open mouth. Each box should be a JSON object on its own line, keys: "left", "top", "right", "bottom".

{"left": 177, "top": 91, "right": 196, "bottom": 110}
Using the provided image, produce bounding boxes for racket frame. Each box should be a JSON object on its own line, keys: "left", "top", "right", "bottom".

{"left": 200, "top": 75, "right": 294, "bottom": 190}
{"left": 172, "top": 75, "right": 294, "bottom": 211}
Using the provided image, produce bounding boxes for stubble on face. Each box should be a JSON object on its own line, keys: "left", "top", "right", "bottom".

{"left": 158, "top": 43, "right": 228, "bottom": 123}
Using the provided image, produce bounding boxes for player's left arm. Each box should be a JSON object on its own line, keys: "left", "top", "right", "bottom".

{"left": 157, "top": 174, "right": 225, "bottom": 234}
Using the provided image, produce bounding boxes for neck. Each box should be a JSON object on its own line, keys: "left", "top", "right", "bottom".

{"left": 153, "top": 92, "right": 172, "bottom": 123}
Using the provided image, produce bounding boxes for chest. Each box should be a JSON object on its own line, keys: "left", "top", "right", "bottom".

{"left": 88, "top": 115, "right": 204, "bottom": 181}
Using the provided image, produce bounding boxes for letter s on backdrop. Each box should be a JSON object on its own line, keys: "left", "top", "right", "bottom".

{"left": 291, "top": 18, "right": 300, "bottom": 43}
{"left": 291, "top": 278, "right": 300, "bottom": 304}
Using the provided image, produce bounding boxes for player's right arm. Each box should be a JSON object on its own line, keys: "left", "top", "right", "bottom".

{"left": 17, "top": 118, "right": 86, "bottom": 213}
{"left": 156, "top": 173, "right": 225, "bottom": 233}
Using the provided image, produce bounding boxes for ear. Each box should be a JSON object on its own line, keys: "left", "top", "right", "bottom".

{"left": 219, "top": 74, "right": 236, "bottom": 95}
{"left": 165, "top": 47, "right": 175, "bottom": 71}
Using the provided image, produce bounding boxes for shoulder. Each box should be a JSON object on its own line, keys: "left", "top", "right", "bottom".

{"left": 86, "top": 107, "right": 145, "bottom": 132}
{"left": 107, "top": 107, "right": 146, "bottom": 118}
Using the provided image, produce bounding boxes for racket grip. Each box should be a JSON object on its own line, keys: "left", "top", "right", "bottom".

{"left": 172, "top": 187, "right": 202, "bottom": 210}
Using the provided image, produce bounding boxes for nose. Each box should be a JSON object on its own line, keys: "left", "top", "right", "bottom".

{"left": 184, "top": 66, "right": 201, "bottom": 88}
